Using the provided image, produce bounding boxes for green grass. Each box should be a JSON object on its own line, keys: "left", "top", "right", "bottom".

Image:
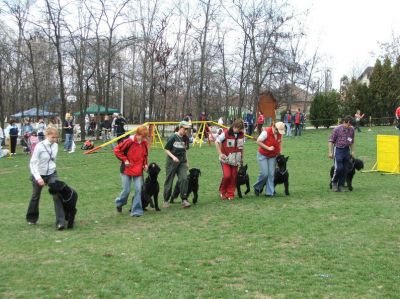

{"left": 1, "top": 127, "right": 399, "bottom": 298}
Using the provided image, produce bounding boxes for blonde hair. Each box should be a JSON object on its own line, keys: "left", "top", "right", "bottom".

{"left": 45, "top": 126, "right": 58, "bottom": 136}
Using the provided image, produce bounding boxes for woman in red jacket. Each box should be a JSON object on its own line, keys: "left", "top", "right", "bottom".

{"left": 114, "top": 126, "right": 149, "bottom": 216}
{"left": 215, "top": 119, "right": 245, "bottom": 200}
{"left": 253, "top": 121, "right": 285, "bottom": 197}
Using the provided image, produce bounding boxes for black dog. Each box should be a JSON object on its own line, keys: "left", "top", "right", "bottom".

{"left": 142, "top": 162, "right": 161, "bottom": 211}
{"left": 171, "top": 168, "right": 201, "bottom": 204}
{"left": 48, "top": 180, "right": 78, "bottom": 229}
{"left": 274, "top": 154, "right": 290, "bottom": 196}
{"left": 330, "top": 157, "right": 364, "bottom": 191}
{"left": 237, "top": 164, "right": 250, "bottom": 198}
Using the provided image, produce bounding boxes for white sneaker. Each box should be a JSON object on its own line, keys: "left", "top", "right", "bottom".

{"left": 181, "top": 200, "right": 191, "bottom": 208}
{"left": 68, "top": 150, "right": 75, "bottom": 154}
{"left": 163, "top": 201, "right": 170, "bottom": 208}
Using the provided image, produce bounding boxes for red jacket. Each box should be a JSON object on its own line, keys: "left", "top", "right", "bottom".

{"left": 396, "top": 106, "right": 400, "bottom": 118}
{"left": 258, "top": 127, "right": 282, "bottom": 158}
{"left": 114, "top": 135, "right": 148, "bottom": 176}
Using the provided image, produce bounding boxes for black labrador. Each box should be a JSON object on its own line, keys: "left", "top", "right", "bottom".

{"left": 171, "top": 168, "right": 201, "bottom": 204}
{"left": 274, "top": 154, "right": 290, "bottom": 196}
{"left": 330, "top": 157, "right": 364, "bottom": 191}
{"left": 48, "top": 180, "right": 78, "bottom": 229}
{"left": 237, "top": 164, "right": 250, "bottom": 198}
{"left": 142, "top": 162, "right": 161, "bottom": 211}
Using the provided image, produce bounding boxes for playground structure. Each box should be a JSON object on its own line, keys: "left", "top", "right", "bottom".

{"left": 83, "top": 121, "right": 254, "bottom": 154}
{"left": 367, "top": 135, "right": 400, "bottom": 174}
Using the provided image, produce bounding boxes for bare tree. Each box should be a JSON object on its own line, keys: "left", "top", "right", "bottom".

{"left": 42, "top": 0, "right": 68, "bottom": 124}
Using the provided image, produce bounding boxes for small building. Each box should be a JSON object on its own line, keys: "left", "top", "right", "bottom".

{"left": 258, "top": 91, "right": 277, "bottom": 125}
{"left": 357, "top": 66, "right": 374, "bottom": 86}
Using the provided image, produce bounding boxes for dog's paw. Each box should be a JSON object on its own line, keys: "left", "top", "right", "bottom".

{"left": 155, "top": 207, "right": 161, "bottom": 211}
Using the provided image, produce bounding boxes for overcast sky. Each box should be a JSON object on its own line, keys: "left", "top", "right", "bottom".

{"left": 293, "top": 0, "right": 400, "bottom": 89}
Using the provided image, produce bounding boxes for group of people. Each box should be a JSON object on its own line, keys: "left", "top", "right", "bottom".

{"left": 283, "top": 109, "right": 305, "bottom": 137}
{"left": 18, "top": 105, "right": 374, "bottom": 229}
{"left": 1, "top": 118, "right": 52, "bottom": 156}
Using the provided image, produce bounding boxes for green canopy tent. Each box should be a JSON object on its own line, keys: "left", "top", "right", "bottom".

{"left": 74, "top": 104, "right": 119, "bottom": 116}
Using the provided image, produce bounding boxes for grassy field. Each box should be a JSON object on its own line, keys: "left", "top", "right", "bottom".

{"left": 1, "top": 126, "right": 399, "bottom": 298}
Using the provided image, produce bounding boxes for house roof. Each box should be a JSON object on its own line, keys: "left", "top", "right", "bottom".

{"left": 357, "top": 66, "right": 374, "bottom": 81}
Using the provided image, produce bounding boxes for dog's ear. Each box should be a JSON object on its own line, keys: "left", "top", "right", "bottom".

{"left": 285, "top": 156, "right": 289, "bottom": 162}
{"left": 244, "top": 164, "right": 248, "bottom": 170}
{"left": 198, "top": 169, "right": 201, "bottom": 176}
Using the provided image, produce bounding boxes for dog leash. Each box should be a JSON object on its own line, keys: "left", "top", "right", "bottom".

{"left": 62, "top": 188, "right": 75, "bottom": 203}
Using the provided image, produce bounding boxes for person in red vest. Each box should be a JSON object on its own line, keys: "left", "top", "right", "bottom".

{"left": 256, "top": 112, "right": 265, "bottom": 135}
{"left": 294, "top": 108, "right": 304, "bottom": 136}
{"left": 396, "top": 106, "right": 400, "bottom": 130}
{"left": 215, "top": 119, "right": 245, "bottom": 200}
{"left": 253, "top": 121, "right": 285, "bottom": 197}
{"left": 284, "top": 110, "right": 292, "bottom": 136}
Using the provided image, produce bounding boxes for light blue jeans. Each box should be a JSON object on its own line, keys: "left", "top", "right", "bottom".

{"left": 285, "top": 123, "right": 291, "bottom": 136}
{"left": 64, "top": 133, "right": 73, "bottom": 151}
{"left": 253, "top": 152, "right": 276, "bottom": 196}
{"left": 115, "top": 174, "right": 143, "bottom": 216}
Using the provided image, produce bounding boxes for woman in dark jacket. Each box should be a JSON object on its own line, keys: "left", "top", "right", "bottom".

{"left": 114, "top": 126, "right": 149, "bottom": 216}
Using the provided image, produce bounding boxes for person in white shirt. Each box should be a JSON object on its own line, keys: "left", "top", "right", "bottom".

{"left": 26, "top": 126, "right": 66, "bottom": 230}
{"left": 36, "top": 118, "right": 46, "bottom": 141}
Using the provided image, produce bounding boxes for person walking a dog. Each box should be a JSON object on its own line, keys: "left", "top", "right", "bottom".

{"left": 26, "top": 126, "right": 66, "bottom": 230}
{"left": 215, "top": 118, "right": 245, "bottom": 200}
{"left": 253, "top": 121, "right": 285, "bottom": 197}
{"left": 163, "top": 120, "right": 192, "bottom": 208}
{"left": 114, "top": 126, "right": 149, "bottom": 216}
{"left": 328, "top": 116, "right": 355, "bottom": 192}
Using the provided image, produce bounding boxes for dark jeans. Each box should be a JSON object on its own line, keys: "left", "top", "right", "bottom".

{"left": 295, "top": 124, "right": 302, "bottom": 136}
{"left": 332, "top": 147, "right": 351, "bottom": 187}
{"left": 257, "top": 124, "right": 263, "bottom": 135}
{"left": 247, "top": 124, "right": 254, "bottom": 136}
{"left": 10, "top": 136, "right": 18, "bottom": 153}
{"left": 163, "top": 157, "right": 188, "bottom": 202}
{"left": 26, "top": 172, "right": 65, "bottom": 226}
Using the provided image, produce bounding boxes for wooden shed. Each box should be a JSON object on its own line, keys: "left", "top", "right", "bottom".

{"left": 257, "top": 91, "right": 277, "bottom": 125}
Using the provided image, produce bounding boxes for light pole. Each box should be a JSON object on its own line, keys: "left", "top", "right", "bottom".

{"left": 120, "top": 74, "right": 124, "bottom": 116}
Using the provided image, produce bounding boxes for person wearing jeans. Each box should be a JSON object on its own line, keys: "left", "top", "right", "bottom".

{"left": 284, "top": 110, "right": 292, "bottom": 137}
{"left": 114, "top": 126, "right": 149, "bottom": 216}
{"left": 328, "top": 116, "right": 355, "bottom": 192}
{"left": 63, "top": 115, "right": 74, "bottom": 152}
{"left": 163, "top": 121, "right": 192, "bottom": 208}
{"left": 253, "top": 122, "right": 285, "bottom": 197}
{"left": 26, "top": 126, "right": 66, "bottom": 230}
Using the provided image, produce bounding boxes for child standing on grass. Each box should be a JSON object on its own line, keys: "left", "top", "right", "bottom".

{"left": 26, "top": 126, "right": 66, "bottom": 230}
{"left": 114, "top": 126, "right": 149, "bottom": 217}
{"left": 215, "top": 119, "right": 245, "bottom": 200}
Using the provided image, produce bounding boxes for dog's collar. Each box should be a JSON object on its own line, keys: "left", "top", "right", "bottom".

{"left": 63, "top": 188, "right": 74, "bottom": 203}
{"left": 278, "top": 169, "right": 287, "bottom": 175}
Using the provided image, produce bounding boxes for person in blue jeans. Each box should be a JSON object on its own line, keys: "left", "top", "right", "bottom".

{"left": 114, "top": 126, "right": 149, "bottom": 216}
{"left": 328, "top": 116, "right": 355, "bottom": 192}
{"left": 253, "top": 122, "right": 285, "bottom": 197}
{"left": 63, "top": 115, "right": 74, "bottom": 152}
